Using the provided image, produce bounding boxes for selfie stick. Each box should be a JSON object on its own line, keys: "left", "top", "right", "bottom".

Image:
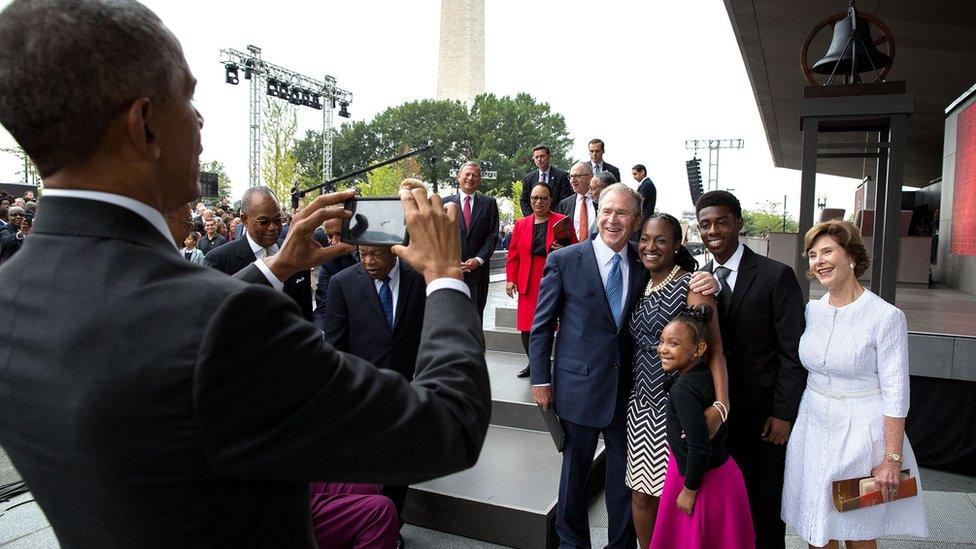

{"left": 298, "top": 143, "right": 434, "bottom": 197}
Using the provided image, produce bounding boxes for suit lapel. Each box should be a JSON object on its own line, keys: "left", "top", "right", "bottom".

{"left": 727, "top": 246, "right": 758, "bottom": 319}
{"left": 355, "top": 265, "right": 387, "bottom": 324}
{"left": 392, "top": 263, "right": 413, "bottom": 333}
{"left": 236, "top": 237, "right": 257, "bottom": 265}
{"left": 469, "top": 193, "right": 483, "bottom": 232}
{"left": 580, "top": 240, "right": 616, "bottom": 328}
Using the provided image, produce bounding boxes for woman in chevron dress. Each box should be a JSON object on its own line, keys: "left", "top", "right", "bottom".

{"left": 626, "top": 214, "right": 730, "bottom": 548}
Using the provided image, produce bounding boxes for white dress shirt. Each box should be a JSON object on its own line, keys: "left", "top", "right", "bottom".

{"left": 573, "top": 193, "right": 597, "bottom": 236}
{"left": 711, "top": 242, "right": 744, "bottom": 291}
{"left": 373, "top": 258, "right": 401, "bottom": 324}
{"left": 538, "top": 169, "right": 551, "bottom": 184}
{"left": 244, "top": 231, "right": 279, "bottom": 259}
{"left": 592, "top": 235, "right": 630, "bottom": 301}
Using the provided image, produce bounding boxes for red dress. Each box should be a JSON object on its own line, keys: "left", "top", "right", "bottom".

{"left": 505, "top": 213, "right": 577, "bottom": 331}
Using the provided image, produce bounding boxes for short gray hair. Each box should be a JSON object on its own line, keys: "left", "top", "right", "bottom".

{"left": 570, "top": 161, "right": 592, "bottom": 176}
{"left": 459, "top": 161, "right": 482, "bottom": 174}
{"left": 0, "top": 0, "right": 185, "bottom": 177}
{"left": 599, "top": 183, "right": 642, "bottom": 216}
{"left": 596, "top": 171, "right": 617, "bottom": 186}
{"left": 240, "top": 186, "right": 279, "bottom": 215}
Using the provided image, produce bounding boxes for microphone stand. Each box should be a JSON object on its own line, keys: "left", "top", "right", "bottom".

{"left": 298, "top": 143, "right": 435, "bottom": 198}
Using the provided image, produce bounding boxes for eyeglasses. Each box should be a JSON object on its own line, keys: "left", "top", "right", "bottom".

{"left": 530, "top": 196, "right": 551, "bottom": 202}
{"left": 253, "top": 217, "right": 284, "bottom": 228}
{"left": 569, "top": 173, "right": 591, "bottom": 179}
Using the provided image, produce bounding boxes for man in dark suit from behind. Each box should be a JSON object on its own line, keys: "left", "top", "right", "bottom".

{"left": 323, "top": 244, "right": 426, "bottom": 541}
{"left": 696, "top": 190, "right": 806, "bottom": 549}
{"left": 0, "top": 2, "right": 491, "bottom": 546}
{"left": 205, "top": 186, "right": 313, "bottom": 320}
{"left": 444, "top": 161, "right": 499, "bottom": 319}
{"left": 557, "top": 162, "right": 597, "bottom": 242}
{"left": 520, "top": 144, "right": 572, "bottom": 216}
{"left": 587, "top": 138, "right": 621, "bottom": 182}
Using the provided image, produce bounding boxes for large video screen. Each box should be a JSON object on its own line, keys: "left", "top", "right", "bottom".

{"left": 952, "top": 102, "right": 976, "bottom": 256}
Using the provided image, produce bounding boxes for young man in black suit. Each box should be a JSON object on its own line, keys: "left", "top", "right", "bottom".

{"left": 205, "top": 186, "right": 313, "bottom": 320}
{"left": 0, "top": 2, "right": 491, "bottom": 545}
{"left": 520, "top": 144, "right": 572, "bottom": 215}
{"left": 696, "top": 190, "right": 806, "bottom": 549}
{"left": 587, "top": 138, "right": 621, "bottom": 182}
{"left": 444, "top": 161, "right": 499, "bottom": 319}
{"left": 632, "top": 164, "right": 656, "bottom": 220}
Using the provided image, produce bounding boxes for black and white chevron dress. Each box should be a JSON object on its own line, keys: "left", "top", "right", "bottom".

{"left": 624, "top": 272, "right": 691, "bottom": 496}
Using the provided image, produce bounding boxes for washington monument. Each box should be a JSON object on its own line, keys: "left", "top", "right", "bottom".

{"left": 436, "top": 0, "right": 485, "bottom": 103}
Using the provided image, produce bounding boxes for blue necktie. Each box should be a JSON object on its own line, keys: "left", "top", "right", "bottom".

{"left": 379, "top": 277, "right": 393, "bottom": 330}
{"left": 606, "top": 254, "right": 623, "bottom": 328}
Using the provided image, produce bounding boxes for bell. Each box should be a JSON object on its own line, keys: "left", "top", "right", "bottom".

{"left": 811, "top": 6, "right": 891, "bottom": 81}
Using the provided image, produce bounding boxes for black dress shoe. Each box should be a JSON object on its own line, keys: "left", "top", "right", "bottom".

{"left": 517, "top": 366, "right": 530, "bottom": 378}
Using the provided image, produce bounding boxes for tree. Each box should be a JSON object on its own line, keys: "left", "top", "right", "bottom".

{"left": 293, "top": 93, "right": 572, "bottom": 196}
{"left": 1, "top": 146, "right": 41, "bottom": 188}
{"left": 199, "top": 160, "right": 232, "bottom": 204}
{"left": 355, "top": 163, "right": 406, "bottom": 197}
{"left": 742, "top": 206, "right": 798, "bottom": 236}
{"left": 262, "top": 97, "right": 299, "bottom": 201}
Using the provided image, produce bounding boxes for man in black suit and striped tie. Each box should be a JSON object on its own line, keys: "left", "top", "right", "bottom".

{"left": 444, "top": 161, "right": 499, "bottom": 318}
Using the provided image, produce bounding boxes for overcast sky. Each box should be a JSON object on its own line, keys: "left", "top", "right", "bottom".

{"left": 0, "top": 0, "right": 861, "bottom": 219}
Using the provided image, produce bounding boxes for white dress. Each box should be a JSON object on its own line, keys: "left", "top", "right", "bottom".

{"left": 782, "top": 290, "right": 928, "bottom": 546}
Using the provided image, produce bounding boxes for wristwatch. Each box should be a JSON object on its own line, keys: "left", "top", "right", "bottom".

{"left": 885, "top": 450, "right": 903, "bottom": 463}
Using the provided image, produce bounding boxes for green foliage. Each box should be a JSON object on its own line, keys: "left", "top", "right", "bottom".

{"left": 510, "top": 180, "right": 523, "bottom": 220}
{"left": 293, "top": 93, "right": 572, "bottom": 196}
{"left": 1, "top": 146, "right": 40, "bottom": 186}
{"left": 199, "top": 160, "right": 232, "bottom": 203}
{"left": 262, "top": 97, "right": 299, "bottom": 201}
{"left": 742, "top": 208, "right": 798, "bottom": 236}
{"left": 356, "top": 163, "right": 406, "bottom": 197}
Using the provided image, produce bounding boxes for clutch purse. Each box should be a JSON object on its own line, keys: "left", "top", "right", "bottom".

{"left": 550, "top": 217, "right": 573, "bottom": 248}
{"left": 831, "top": 469, "right": 917, "bottom": 512}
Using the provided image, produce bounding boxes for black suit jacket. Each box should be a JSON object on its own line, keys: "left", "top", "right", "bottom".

{"left": 703, "top": 245, "right": 806, "bottom": 423}
{"left": 204, "top": 236, "right": 313, "bottom": 321}
{"left": 197, "top": 233, "right": 226, "bottom": 255}
{"left": 589, "top": 161, "right": 621, "bottom": 182}
{"left": 0, "top": 196, "right": 489, "bottom": 548}
{"left": 521, "top": 167, "right": 572, "bottom": 215}
{"left": 556, "top": 194, "right": 597, "bottom": 239}
{"left": 313, "top": 251, "right": 358, "bottom": 332}
{"left": 0, "top": 223, "right": 22, "bottom": 264}
{"left": 443, "top": 192, "right": 498, "bottom": 281}
{"left": 637, "top": 177, "right": 656, "bottom": 220}
{"left": 323, "top": 262, "right": 426, "bottom": 381}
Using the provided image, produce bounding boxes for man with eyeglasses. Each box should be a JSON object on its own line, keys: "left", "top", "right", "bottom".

{"left": 0, "top": 205, "right": 26, "bottom": 264}
{"left": 557, "top": 162, "right": 598, "bottom": 241}
{"left": 205, "top": 186, "right": 313, "bottom": 320}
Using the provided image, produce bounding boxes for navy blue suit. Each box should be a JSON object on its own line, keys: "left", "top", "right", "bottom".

{"left": 529, "top": 238, "right": 644, "bottom": 549}
{"left": 312, "top": 252, "right": 358, "bottom": 332}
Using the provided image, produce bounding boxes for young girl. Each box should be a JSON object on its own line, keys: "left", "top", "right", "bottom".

{"left": 181, "top": 232, "right": 205, "bottom": 265}
{"left": 651, "top": 305, "right": 754, "bottom": 549}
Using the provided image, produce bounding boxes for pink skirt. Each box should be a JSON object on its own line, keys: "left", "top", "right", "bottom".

{"left": 650, "top": 450, "right": 755, "bottom": 549}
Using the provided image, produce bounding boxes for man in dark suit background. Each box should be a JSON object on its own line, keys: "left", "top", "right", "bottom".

{"left": 632, "top": 164, "right": 656, "bottom": 220}
{"left": 313, "top": 217, "right": 358, "bottom": 332}
{"left": 197, "top": 217, "right": 226, "bottom": 255}
{"left": 587, "top": 138, "right": 621, "bottom": 182}
{"left": 205, "top": 186, "right": 313, "bottom": 320}
{"left": 323, "top": 244, "right": 426, "bottom": 538}
{"left": 520, "top": 144, "right": 572, "bottom": 216}
{"left": 0, "top": 2, "right": 491, "bottom": 546}
{"left": 696, "top": 190, "right": 806, "bottom": 549}
{"left": 557, "top": 162, "right": 598, "bottom": 242}
{"left": 530, "top": 183, "right": 644, "bottom": 549}
{"left": 0, "top": 205, "right": 25, "bottom": 264}
{"left": 444, "top": 161, "right": 499, "bottom": 318}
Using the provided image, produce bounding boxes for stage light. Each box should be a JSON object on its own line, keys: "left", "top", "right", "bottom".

{"left": 225, "top": 63, "right": 239, "bottom": 85}
{"left": 310, "top": 93, "right": 323, "bottom": 110}
{"left": 278, "top": 83, "right": 290, "bottom": 99}
{"left": 243, "top": 59, "right": 254, "bottom": 80}
{"left": 338, "top": 100, "right": 351, "bottom": 118}
{"left": 289, "top": 87, "right": 303, "bottom": 105}
{"left": 266, "top": 78, "right": 278, "bottom": 96}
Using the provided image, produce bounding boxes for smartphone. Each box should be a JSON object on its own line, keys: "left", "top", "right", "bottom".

{"left": 340, "top": 196, "right": 408, "bottom": 246}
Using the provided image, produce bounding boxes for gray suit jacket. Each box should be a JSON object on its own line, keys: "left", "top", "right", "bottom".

{"left": 0, "top": 196, "right": 490, "bottom": 548}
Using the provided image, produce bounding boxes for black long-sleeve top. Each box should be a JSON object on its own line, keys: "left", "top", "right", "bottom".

{"left": 666, "top": 362, "right": 729, "bottom": 490}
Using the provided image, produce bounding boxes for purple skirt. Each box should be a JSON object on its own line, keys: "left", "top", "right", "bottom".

{"left": 650, "top": 450, "right": 755, "bottom": 549}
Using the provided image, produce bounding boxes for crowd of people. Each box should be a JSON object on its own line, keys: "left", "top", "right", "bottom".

{"left": 0, "top": 1, "right": 932, "bottom": 548}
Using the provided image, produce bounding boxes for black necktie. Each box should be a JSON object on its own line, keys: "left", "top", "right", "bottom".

{"left": 714, "top": 266, "right": 732, "bottom": 315}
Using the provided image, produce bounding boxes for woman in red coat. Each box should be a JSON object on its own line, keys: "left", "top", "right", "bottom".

{"left": 505, "top": 182, "right": 578, "bottom": 378}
